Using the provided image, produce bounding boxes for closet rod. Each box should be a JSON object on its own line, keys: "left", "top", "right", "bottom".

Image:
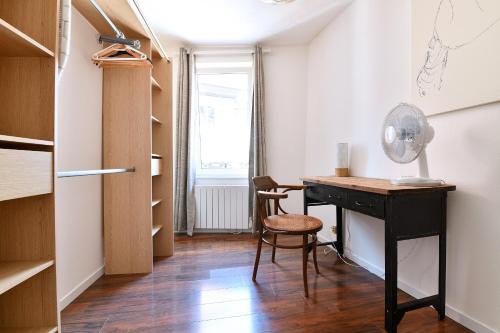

{"left": 90, "top": 0, "right": 141, "bottom": 48}
{"left": 57, "top": 168, "right": 135, "bottom": 178}
{"left": 90, "top": 0, "right": 124, "bottom": 38}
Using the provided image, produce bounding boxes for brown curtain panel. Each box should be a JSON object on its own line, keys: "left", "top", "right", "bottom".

{"left": 249, "top": 45, "right": 267, "bottom": 233}
{"left": 174, "top": 48, "right": 196, "bottom": 235}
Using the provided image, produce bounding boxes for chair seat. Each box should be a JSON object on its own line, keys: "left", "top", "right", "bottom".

{"left": 263, "top": 214, "right": 323, "bottom": 235}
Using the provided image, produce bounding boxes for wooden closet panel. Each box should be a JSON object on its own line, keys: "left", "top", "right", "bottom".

{"left": 0, "top": 58, "right": 54, "bottom": 141}
{"left": 0, "top": 195, "right": 55, "bottom": 261}
{"left": 0, "top": 0, "right": 58, "bottom": 52}
{"left": 0, "top": 0, "right": 58, "bottom": 329}
{"left": 103, "top": 67, "right": 153, "bottom": 274}
{"left": 152, "top": 58, "right": 173, "bottom": 257}
{"left": 0, "top": 268, "right": 57, "bottom": 328}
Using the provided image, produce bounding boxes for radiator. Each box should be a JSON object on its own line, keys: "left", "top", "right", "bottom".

{"left": 194, "top": 185, "right": 250, "bottom": 231}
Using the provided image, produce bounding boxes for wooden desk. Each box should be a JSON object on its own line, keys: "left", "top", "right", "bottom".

{"left": 302, "top": 176, "right": 456, "bottom": 333}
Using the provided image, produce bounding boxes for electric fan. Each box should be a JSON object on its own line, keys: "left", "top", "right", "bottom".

{"left": 381, "top": 103, "right": 443, "bottom": 186}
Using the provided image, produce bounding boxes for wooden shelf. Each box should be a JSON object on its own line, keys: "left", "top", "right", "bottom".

{"left": 0, "top": 18, "right": 54, "bottom": 57}
{"left": 152, "top": 225, "right": 162, "bottom": 236}
{"left": 0, "top": 260, "right": 54, "bottom": 295}
{"left": 151, "top": 77, "right": 162, "bottom": 91}
{"left": 152, "top": 199, "right": 162, "bottom": 207}
{"left": 0, "top": 327, "right": 57, "bottom": 333}
{"left": 0, "top": 135, "right": 54, "bottom": 147}
{"left": 151, "top": 115, "right": 162, "bottom": 124}
{"left": 152, "top": 154, "right": 162, "bottom": 159}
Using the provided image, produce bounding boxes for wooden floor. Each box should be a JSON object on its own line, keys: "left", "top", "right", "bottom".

{"left": 62, "top": 234, "right": 472, "bottom": 333}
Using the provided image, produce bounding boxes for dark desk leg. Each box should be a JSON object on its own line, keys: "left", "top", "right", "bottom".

{"left": 303, "top": 193, "right": 344, "bottom": 256}
{"left": 437, "top": 195, "right": 447, "bottom": 320}
{"left": 334, "top": 206, "right": 344, "bottom": 256}
{"left": 385, "top": 219, "right": 398, "bottom": 333}
{"left": 303, "top": 191, "right": 308, "bottom": 215}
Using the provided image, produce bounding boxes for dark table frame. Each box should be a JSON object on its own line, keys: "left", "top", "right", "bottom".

{"left": 303, "top": 180, "right": 453, "bottom": 333}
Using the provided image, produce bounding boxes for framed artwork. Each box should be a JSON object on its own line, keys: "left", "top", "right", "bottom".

{"left": 411, "top": 0, "right": 500, "bottom": 115}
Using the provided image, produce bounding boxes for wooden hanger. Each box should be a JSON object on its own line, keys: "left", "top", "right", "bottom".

{"left": 92, "top": 43, "right": 152, "bottom": 68}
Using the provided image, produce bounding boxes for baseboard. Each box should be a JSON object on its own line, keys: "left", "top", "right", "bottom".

{"left": 59, "top": 265, "right": 104, "bottom": 310}
{"left": 317, "top": 234, "right": 498, "bottom": 333}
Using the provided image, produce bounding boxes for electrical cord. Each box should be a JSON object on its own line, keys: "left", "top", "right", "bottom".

{"left": 322, "top": 213, "right": 423, "bottom": 277}
{"left": 322, "top": 217, "right": 362, "bottom": 268}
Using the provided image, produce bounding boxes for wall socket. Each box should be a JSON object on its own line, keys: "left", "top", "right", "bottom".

{"left": 330, "top": 226, "right": 337, "bottom": 234}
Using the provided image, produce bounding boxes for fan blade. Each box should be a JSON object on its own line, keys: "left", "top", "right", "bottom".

{"left": 394, "top": 140, "right": 406, "bottom": 158}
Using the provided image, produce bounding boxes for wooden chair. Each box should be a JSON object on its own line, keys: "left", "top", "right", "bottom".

{"left": 252, "top": 176, "right": 323, "bottom": 297}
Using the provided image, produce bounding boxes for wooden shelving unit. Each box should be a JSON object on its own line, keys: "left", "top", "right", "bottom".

{"left": 0, "top": 135, "right": 54, "bottom": 147}
{"left": 151, "top": 76, "right": 162, "bottom": 90}
{"left": 151, "top": 49, "right": 174, "bottom": 257}
{"left": 0, "top": 0, "right": 58, "bottom": 330}
{"left": 0, "top": 260, "right": 54, "bottom": 295}
{"left": 152, "top": 225, "right": 162, "bottom": 236}
{"left": 74, "top": 0, "right": 174, "bottom": 274}
{"left": 0, "top": 18, "right": 54, "bottom": 57}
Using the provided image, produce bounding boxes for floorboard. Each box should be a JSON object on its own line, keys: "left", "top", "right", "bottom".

{"left": 61, "top": 234, "right": 472, "bottom": 333}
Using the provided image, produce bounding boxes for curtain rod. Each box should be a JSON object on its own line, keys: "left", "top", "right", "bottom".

{"left": 189, "top": 48, "right": 271, "bottom": 56}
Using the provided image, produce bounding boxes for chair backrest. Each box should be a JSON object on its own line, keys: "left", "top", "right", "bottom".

{"left": 252, "top": 176, "right": 279, "bottom": 230}
{"left": 252, "top": 176, "right": 278, "bottom": 192}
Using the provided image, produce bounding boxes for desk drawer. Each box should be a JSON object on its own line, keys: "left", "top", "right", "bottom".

{"left": 306, "top": 185, "right": 347, "bottom": 206}
{"left": 348, "top": 192, "right": 385, "bottom": 219}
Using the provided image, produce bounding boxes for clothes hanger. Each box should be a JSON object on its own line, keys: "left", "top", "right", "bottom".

{"left": 92, "top": 43, "right": 152, "bottom": 68}
{"left": 89, "top": 0, "right": 151, "bottom": 68}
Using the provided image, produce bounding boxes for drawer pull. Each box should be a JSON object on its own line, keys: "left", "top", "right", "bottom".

{"left": 328, "top": 194, "right": 341, "bottom": 200}
{"left": 354, "top": 200, "right": 371, "bottom": 208}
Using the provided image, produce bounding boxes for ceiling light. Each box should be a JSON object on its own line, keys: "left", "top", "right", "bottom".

{"left": 260, "top": 0, "right": 296, "bottom": 4}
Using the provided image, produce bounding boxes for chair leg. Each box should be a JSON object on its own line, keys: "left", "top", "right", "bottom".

{"left": 313, "top": 233, "right": 320, "bottom": 274}
{"left": 271, "top": 234, "right": 277, "bottom": 263}
{"left": 302, "top": 234, "right": 309, "bottom": 297}
{"left": 252, "top": 234, "right": 263, "bottom": 282}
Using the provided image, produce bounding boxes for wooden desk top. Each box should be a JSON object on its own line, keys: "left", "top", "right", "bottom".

{"left": 301, "top": 176, "right": 456, "bottom": 195}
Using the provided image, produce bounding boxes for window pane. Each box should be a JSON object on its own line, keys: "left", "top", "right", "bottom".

{"left": 197, "top": 72, "right": 251, "bottom": 176}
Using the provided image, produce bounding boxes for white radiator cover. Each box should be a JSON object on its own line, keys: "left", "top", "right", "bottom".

{"left": 194, "top": 185, "right": 250, "bottom": 231}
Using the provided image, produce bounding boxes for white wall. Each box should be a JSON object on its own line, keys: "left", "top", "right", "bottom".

{"left": 56, "top": 9, "right": 104, "bottom": 310}
{"left": 305, "top": 1, "right": 500, "bottom": 332}
{"left": 264, "top": 45, "right": 308, "bottom": 213}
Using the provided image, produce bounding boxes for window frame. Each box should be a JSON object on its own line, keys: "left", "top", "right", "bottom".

{"left": 194, "top": 63, "right": 253, "bottom": 180}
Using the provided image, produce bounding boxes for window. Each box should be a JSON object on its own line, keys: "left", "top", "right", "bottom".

{"left": 195, "top": 56, "right": 252, "bottom": 178}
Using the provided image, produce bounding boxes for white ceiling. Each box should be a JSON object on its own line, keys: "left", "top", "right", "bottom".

{"left": 136, "top": 0, "right": 351, "bottom": 46}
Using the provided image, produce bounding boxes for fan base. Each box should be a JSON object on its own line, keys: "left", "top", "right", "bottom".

{"left": 390, "top": 177, "right": 443, "bottom": 187}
